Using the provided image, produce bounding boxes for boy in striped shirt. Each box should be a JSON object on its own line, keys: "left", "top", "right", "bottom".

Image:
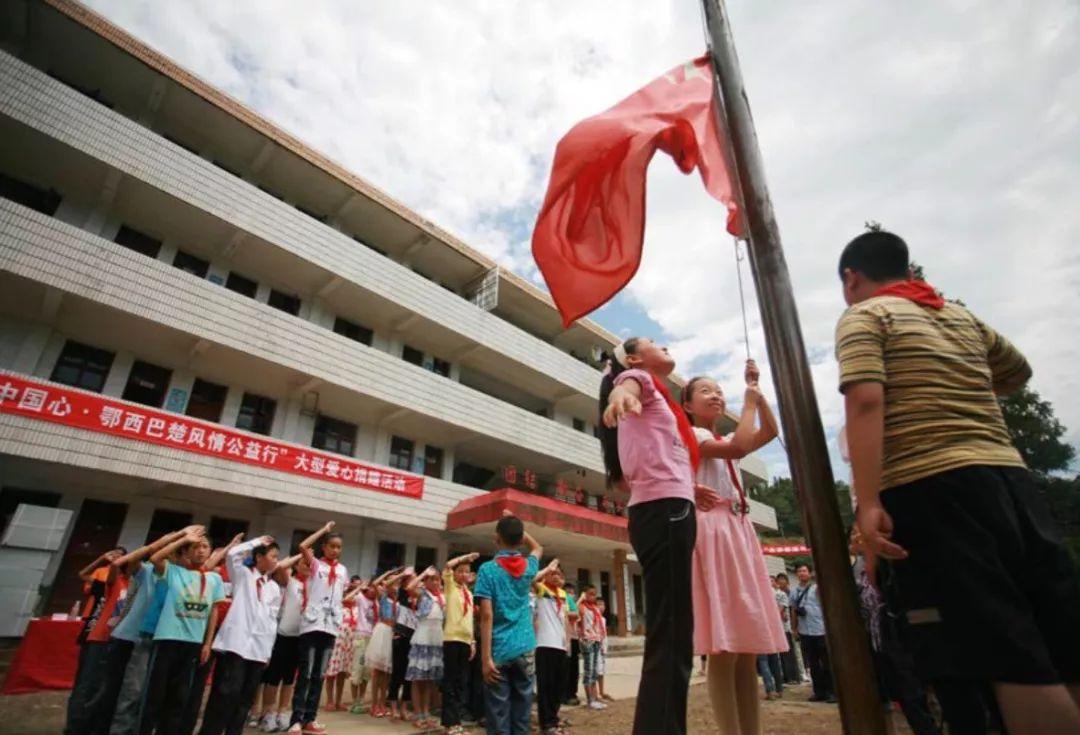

{"left": 835, "top": 229, "right": 1080, "bottom": 733}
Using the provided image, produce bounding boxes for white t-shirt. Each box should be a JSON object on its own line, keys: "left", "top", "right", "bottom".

{"left": 212, "top": 539, "right": 282, "bottom": 663}
{"left": 533, "top": 585, "right": 568, "bottom": 651}
{"left": 693, "top": 427, "right": 740, "bottom": 501}
{"left": 299, "top": 557, "right": 348, "bottom": 636}
{"left": 278, "top": 577, "right": 303, "bottom": 637}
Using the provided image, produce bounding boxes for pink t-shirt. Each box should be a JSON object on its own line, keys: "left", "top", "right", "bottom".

{"left": 614, "top": 369, "right": 694, "bottom": 507}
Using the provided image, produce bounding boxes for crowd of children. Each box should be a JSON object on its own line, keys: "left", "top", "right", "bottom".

{"left": 63, "top": 511, "right": 614, "bottom": 735}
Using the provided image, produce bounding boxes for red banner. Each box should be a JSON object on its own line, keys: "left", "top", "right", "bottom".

{"left": 761, "top": 544, "right": 812, "bottom": 557}
{"left": 0, "top": 373, "right": 423, "bottom": 499}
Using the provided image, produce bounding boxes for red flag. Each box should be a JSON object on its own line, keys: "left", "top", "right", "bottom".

{"left": 532, "top": 55, "right": 743, "bottom": 327}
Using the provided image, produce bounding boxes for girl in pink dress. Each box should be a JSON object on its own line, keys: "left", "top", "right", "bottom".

{"left": 681, "top": 360, "right": 787, "bottom": 734}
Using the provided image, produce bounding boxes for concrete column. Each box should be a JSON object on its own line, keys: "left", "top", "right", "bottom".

{"left": 613, "top": 549, "right": 628, "bottom": 637}
{"left": 116, "top": 500, "right": 155, "bottom": 551}
{"left": 101, "top": 351, "right": 136, "bottom": 398}
{"left": 219, "top": 385, "right": 244, "bottom": 429}
{"left": 12, "top": 324, "right": 53, "bottom": 376}
{"left": 157, "top": 242, "right": 178, "bottom": 268}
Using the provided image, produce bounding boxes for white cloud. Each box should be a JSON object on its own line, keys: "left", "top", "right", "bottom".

{"left": 86, "top": 0, "right": 1080, "bottom": 477}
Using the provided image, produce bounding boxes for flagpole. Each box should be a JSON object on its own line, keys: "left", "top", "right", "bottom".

{"left": 700, "top": 1, "right": 886, "bottom": 733}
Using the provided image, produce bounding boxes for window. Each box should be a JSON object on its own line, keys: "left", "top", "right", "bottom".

{"left": 377, "top": 541, "right": 405, "bottom": 575}
{"left": 46, "top": 69, "right": 112, "bottom": 108}
{"left": 268, "top": 289, "right": 300, "bottom": 316}
{"left": 423, "top": 445, "right": 444, "bottom": 478}
{"left": 143, "top": 509, "right": 193, "bottom": 545}
{"left": 225, "top": 271, "right": 258, "bottom": 299}
{"left": 163, "top": 134, "right": 198, "bottom": 156}
{"left": 51, "top": 340, "right": 114, "bottom": 393}
{"left": 0, "top": 488, "right": 61, "bottom": 538}
{"left": 0, "top": 172, "right": 61, "bottom": 216}
{"left": 208, "top": 516, "right": 249, "bottom": 550}
{"left": 114, "top": 225, "right": 162, "bottom": 258}
{"left": 312, "top": 415, "right": 357, "bottom": 456}
{"left": 257, "top": 185, "right": 285, "bottom": 201}
{"left": 121, "top": 360, "right": 171, "bottom": 407}
{"left": 236, "top": 392, "right": 276, "bottom": 436}
{"left": 352, "top": 236, "right": 387, "bottom": 257}
{"left": 333, "top": 317, "right": 373, "bottom": 346}
{"left": 415, "top": 546, "right": 437, "bottom": 571}
{"left": 185, "top": 378, "right": 228, "bottom": 423}
{"left": 402, "top": 346, "right": 424, "bottom": 366}
{"left": 289, "top": 529, "right": 315, "bottom": 555}
{"left": 452, "top": 462, "right": 494, "bottom": 490}
{"left": 212, "top": 159, "right": 240, "bottom": 177}
{"left": 296, "top": 205, "right": 327, "bottom": 224}
{"left": 430, "top": 358, "right": 450, "bottom": 378}
{"left": 573, "top": 418, "right": 587, "bottom": 433}
{"left": 172, "top": 250, "right": 210, "bottom": 278}
{"left": 389, "top": 436, "right": 414, "bottom": 471}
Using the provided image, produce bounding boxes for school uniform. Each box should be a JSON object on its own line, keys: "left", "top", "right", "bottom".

{"left": 139, "top": 563, "right": 225, "bottom": 735}
{"left": 261, "top": 576, "right": 303, "bottom": 687}
{"left": 440, "top": 569, "right": 475, "bottom": 729}
{"left": 387, "top": 590, "right": 418, "bottom": 705}
{"left": 290, "top": 557, "right": 347, "bottom": 728}
{"left": 198, "top": 541, "right": 283, "bottom": 735}
{"left": 533, "top": 584, "right": 569, "bottom": 732}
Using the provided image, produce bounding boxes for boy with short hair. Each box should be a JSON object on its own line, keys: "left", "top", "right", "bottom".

{"left": 531, "top": 564, "right": 568, "bottom": 735}
{"left": 836, "top": 229, "right": 1080, "bottom": 733}
{"left": 474, "top": 512, "right": 544, "bottom": 735}
{"left": 441, "top": 552, "right": 480, "bottom": 735}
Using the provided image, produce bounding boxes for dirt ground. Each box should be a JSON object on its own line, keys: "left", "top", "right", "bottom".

{"left": 0, "top": 681, "right": 916, "bottom": 735}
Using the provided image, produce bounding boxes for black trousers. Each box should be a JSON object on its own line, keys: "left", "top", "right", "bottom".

{"left": 563, "top": 639, "right": 580, "bottom": 702}
{"left": 197, "top": 652, "right": 266, "bottom": 735}
{"left": 535, "top": 647, "right": 566, "bottom": 730}
{"left": 140, "top": 640, "right": 201, "bottom": 735}
{"left": 800, "top": 635, "right": 834, "bottom": 700}
{"left": 90, "top": 638, "right": 135, "bottom": 735}
{"left": 388, "top": 632, "right": 413, "bottom": 703}
{"left": 291, "top": 631, "right": 335, "bottom": 726}
{"left": 467, "top": 642, "right": 485, "bottom": 721}
{"left": 441, "top": 641, "right": 470, "bottom": 727}
{"left": 780, "top": 632, "right": 801, "bottom": 683}
{"left": 628, "top": 498, "right": 696, "bottom": 735}
{"left": 66, "top": 641, "right": 110, "bottom": 735}
{"left": 178, "top": 657, "right": 212, "bottom": 735}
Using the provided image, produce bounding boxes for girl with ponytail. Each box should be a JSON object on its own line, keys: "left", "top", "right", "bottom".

{"left": 681, "top": 360, "right": 786, "bottom": 734}
{"left": 599, "top": 337, "right": 701, "bottom": 735}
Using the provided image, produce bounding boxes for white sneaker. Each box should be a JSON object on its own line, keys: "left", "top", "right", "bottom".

{"left": 258, "top": 712, "right": 278, "bottom": 732}
{"left": 286, "top": 725, "right": 302, "bottom": 735}
{"left": 278, "top": 714, "right": 294, "bottom": 732}
{"left": 588, "top": 700, "right": 607, "bottom": 710}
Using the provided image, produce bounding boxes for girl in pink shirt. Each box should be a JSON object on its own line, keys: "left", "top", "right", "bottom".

{"left": 600, "top": 336, "right": 701, "bottom": 735}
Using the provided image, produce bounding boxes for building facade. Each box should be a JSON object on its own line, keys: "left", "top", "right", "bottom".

{"left": 0, "top": 0, "right": 778, "bottom": 637}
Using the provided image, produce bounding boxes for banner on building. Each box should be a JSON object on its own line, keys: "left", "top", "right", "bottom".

{"left": 0, "top": 373, "right": 424, "bottom": 500}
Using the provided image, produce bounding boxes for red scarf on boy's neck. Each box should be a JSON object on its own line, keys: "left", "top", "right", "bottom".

{"left": 542, "top": 583, "right": 564, "bottom": 614}
{"left": 323, "top": 558, "right": 339, "bottom": 586}
{"left": 495, "top": 553, "right": 528, "bottom": 578}
{"left": 460, "top": 585, "right": 473, "bottom": 616}
{"left": 873, "top": 280, "right": 945, "bottom": 309}
{"left": 650, "top": 375, "right": 701, "bottom": 473}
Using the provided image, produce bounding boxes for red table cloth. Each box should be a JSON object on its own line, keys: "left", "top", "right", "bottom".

{"left": 1, "top": 619, "right": 82, "bottom": 695}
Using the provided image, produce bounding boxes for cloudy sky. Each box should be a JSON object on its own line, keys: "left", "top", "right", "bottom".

{"left": 87, "top": 0, "right": 1080, "bottom": 479}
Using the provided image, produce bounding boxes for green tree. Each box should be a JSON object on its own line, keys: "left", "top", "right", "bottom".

{"left": 999, "top": 386, "right": 1076, "bottom": 474}
{"left": 754, "top": 477, "right": 855, "bottom": 539}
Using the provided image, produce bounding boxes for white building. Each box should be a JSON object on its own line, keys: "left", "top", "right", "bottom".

{"left": 0, "top": 0, "right": 777, "bottom": 636}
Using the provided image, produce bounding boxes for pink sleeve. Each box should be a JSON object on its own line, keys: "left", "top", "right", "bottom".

{"left": 614, "top": 368, "right": 658, "bottom": 405}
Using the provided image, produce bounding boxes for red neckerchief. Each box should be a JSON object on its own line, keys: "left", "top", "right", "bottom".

{"left": 579, "top": 600, "right": 601, "bottom": 634}
{"left": 256, "top": 576, "right": 265, "bottom": 602}
{"left": 873, "top": 280, "right": 945, "bottom": 309}
{"left": 460, "top": 584, "right": 472, "bottom": 616}
{"left": 187, "top": 562, "right": 207, "bottom": 600}
{"left": 495, "top": 553, "right": 528, "bottom": 578}
{"left": 542, "top": 583, "right": 564, "bottom": 614}
{"left": 323, "top": 558, "right": 339, "bottom": 586}
{"left": 713, "top": 432, "right": 750, "bottom": 515}
{"left": 650, "top": 374, "right": 701, "bottom": 473}
{"left": 429, "top": 588, "right": 446, "bottom": 612}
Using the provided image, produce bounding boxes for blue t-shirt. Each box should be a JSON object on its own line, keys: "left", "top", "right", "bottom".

{"left": 153, "top": 562, "right": 226, "bottom": 644}
{"left": 793, "top": 583, "right": 826, "bottom": 637}
{"left": 112, "top": 562, "right": 155, "bottom": 643}
{"left": 473, "top": 551, "right": 539, "bottom": 665}
{"left": 139, "top": 573, "right": 170, "bottom": 637}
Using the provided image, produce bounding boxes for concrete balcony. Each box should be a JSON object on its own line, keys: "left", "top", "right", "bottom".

{"left": 0, "top": 50, "right": 603, "bottom": 404}
{"left": 0, "top": 199, "right": 606, "bottom": 477}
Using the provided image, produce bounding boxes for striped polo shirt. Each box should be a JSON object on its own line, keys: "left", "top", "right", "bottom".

{"left": 835, "top": 296, "right": 1029, "bottom": 490}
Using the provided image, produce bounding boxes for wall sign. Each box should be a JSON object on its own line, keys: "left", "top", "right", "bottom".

{"left": 0, "top": 372, "right": 424, "bottom": 500}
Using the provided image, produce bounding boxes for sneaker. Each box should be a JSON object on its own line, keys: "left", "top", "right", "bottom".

{"left": 587, "top": 701, "right": 607, "bottom": 710}
{"left": 302, "top": 723, "right": 327, "bottom": 735}
{"left": 248, "top": 713, "right": 261, "bottom": 728}
{"left": 258, "top": 712, "right": 279, "bottom": 732}
{"left": 278, "top": 713, "right": 293, "bottom": 731}
{"left": 287, "top": 726, "right": 302, "bottom": 735}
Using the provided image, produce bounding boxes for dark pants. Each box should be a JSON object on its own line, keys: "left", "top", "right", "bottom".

{"left": 198, "top": 652, "right": 266, "bottom": 735}
{"left": 757, "top": 653, "right": 783, "bottom": 694}
{"left": 468, "top": 642, "right": 485, "bottom": 721}
{"left": 441, "top": 641, "right": 471, "bottom": 727}
{"left": 90, "top": 639, "right": 135, "bottom": 735}
{"left": 290, "top": 631, "right": 335, "bottom": 726}
{"left": 179, "top": 657, "right": 212, "bottom": 735}
{"left": 388, "top": 632, "right": 413, "bottom": 703}
{"left": 66, "top": 641, "right": 111, "bottom": 735}
{"left": 562, "top": 639, "right": 580, "bottom": 702}
{"left": 872, "top": 649, "right": 939, "bottom": 735}
{"left": 483, "top": 654, "right": 534, "bottom": 735}
{"left": 780, "top": 632, "right": 801, "bottom": 683}
{"left": 627, "top": 498, "right": 696, "bottom": 735}
{"left": 535, "top": 647, "right": 566, "bottom": 730}
{"left": 140, "top": 640, "right": 201, "bottom": 735}
{"left": 800, "top": 635, "right": 834, "bottom": 700}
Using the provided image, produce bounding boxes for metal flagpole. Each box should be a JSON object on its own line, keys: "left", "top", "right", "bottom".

{"left": 700, "top": 1, "right": 887, "bottom": 732}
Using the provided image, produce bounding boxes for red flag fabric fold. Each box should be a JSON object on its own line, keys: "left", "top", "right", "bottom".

{"left": 532, "top": 55, "right": 743, "bottom": 327}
